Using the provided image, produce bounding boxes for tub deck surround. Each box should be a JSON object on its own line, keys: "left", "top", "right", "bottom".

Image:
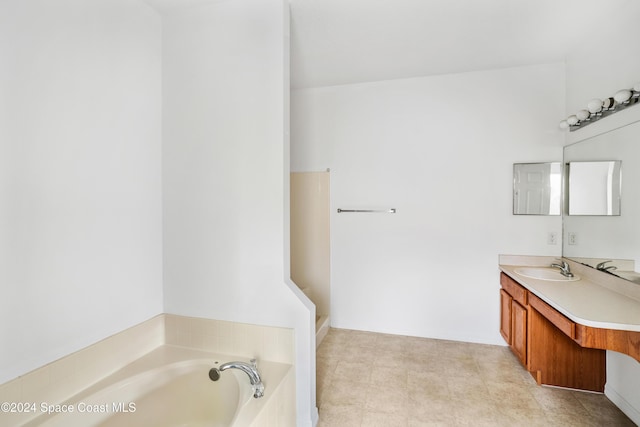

{"left": 0, "top": 315, "right": 166, "bottom": 427}
{"left": 0, "top": 315, "right": 296, "bottom": 427}
{"left": 499, "top": 255, "right": 640, "bottom": 362}
{"left": 22, "top": 346, "right": 293, "bottom": 427}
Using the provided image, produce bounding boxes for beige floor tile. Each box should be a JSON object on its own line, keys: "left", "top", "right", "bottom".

{"left": 572, "top": 390, "right": 637, "bottom": 426}
{"left": 451, "top": 393, "right": 499, "bottom": 414}
{"left": 408, "top": 419, "right": 454, "bottom": 427}
{"left": 484, "top": 380, "right": 540, "bottom": 408}
{"left": 371, "top": 348, "right": 407, "bottom": 367}
{"left": 529, "top": 386, "right": 591, "bottom": 417}
{"left": 315, "top": 328, "right": 634, "bottom": 427}
{"left": 544, "top": 412, "right": 605, "bottom": 427}
{"left": 403, "top": 353, "right": 451, "bottom": 373}
{"left": 316, "top": 388, "right": 330, "bottom": 407}
{"left": 588, "top": 411, "right": 637, "bottom": 427}
{"left": 401, "top": 352, "right": 435, "bottom": 372}
{"left": 407, "top": 394, "right": 457, "bottom": 424}
{"left": 442, "top": 357, "right": 481, "bottom": 378}
{"left": 317, "top": 341, "right": 344, "bottom": 360}
{"left": 333, "top": 360, "right": 373, "bottom": 384}
{"left": 374, "top": 333, "right": 412, "bottom": 352}
{"left": 403, "top": 336, "right": 441, "bottom": 356}
{"left": 317, "top": 403, "right": 363, "bottom": 427}
{"left": 362, "top": 411, "right": 409, "bottom": 427}
{"left": 495, "top": 404, "right": 551, "bottom": 427}
{"left": 365, "top": 383, "right": 409, "bottom": 415}
{"left": 324, "top": 378, "right": 369, "bottom": 408}
{"left": 407, "top": 370, "right": 449, "bottom": 398}
{"left": 317, "top": 357, "right": 337, "bottom": 379}
{"left": 436, "top": 339, "right": 476, "bottom": 358}
{"left": 344, "top": 330, "right": 380, "bottom": 350}
{"left": 478, "top": 360, "right": 534, "bottom": 385}
{"left": 370, "top": 365, "right": 408, "bottom": 388}
{"left": 338, "top": 344, "right": 379, "bottom": 363}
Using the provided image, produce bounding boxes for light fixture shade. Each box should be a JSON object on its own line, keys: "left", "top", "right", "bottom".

{"left": 567, "top": 115, "right": 579, "bottom": 125}
{"left": 614, "top": 89, "right": 632, "bottom": 103}
{"left": 559, "top": 120, "right": 569, "bottom": 129}
{"left": 587, "top": 99, "right": 603, "bottom": 113}
{"left": 576, "top": 110, "right": 590, "bottom": 121}
{"left": 602, "top": 97, "right": 615, "bottom": 109}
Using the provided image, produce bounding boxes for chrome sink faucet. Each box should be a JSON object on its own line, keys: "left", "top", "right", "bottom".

{"left": 596, "top": 260, "right": 617, "bottom": 272}
{"left": 219, "top": 359, "right": 265, "bottom": 398}
{"left": 551, "top": 260, "right": 574, "bottom": 278}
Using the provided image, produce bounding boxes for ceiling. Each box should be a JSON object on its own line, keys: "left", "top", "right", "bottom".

{"left": 290, "top": 0, "right": 631, "bottom": 89}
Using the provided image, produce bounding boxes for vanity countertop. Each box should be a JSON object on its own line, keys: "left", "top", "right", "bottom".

{"left": 500, "top": 262, "right": 640, "bottom": 332}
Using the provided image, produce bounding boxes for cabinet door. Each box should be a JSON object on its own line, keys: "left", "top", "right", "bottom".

{"left": 511, "top": 300, "right": 527, "bottom": 366}
{"left": 500, "top": 289, "right": 512, "bottom": 344}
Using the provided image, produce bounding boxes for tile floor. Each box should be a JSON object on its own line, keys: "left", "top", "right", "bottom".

{"left": 316, "top": 328, "right": 635, "bottom": 427}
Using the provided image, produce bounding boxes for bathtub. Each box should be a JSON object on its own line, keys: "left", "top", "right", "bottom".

{"left": 24, "top": 347, "right": 291, "bottom": 427}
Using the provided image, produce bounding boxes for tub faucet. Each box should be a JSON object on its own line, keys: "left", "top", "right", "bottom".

{"left": 219, "top": 359, "right": 265, "bottom": 398}
{"left": 550, "top": 260, "right": 574, "bottom": 278}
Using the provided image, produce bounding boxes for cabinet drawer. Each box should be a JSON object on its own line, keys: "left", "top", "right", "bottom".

{"left": 500, "top": 273, "right": 527, "bottom": 306}
{"left": 529, "top": 292, "right": 576, "bottom": 339}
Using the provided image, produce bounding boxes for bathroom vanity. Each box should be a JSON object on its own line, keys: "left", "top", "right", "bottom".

{"left": 499, "top": 256, "right": 640, "bottom": 392}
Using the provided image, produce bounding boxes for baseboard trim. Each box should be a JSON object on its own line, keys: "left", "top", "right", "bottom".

{"left": 605, "top": 384, "right": 640, "bottom": 425}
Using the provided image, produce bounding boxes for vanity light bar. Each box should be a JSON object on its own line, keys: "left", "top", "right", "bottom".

{"left": 559, "top": 82, "right": 640, "bottom": 132}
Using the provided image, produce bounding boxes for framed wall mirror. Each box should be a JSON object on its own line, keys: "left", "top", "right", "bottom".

{"left": 566, "top": 160, "right": 621, "bottom": 216}
{"left": 513, "top": 162, "right": 562, "bottom": 215}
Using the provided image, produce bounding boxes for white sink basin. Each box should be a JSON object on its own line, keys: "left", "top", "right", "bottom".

{"left": 514, "top": 267, "right": 580, "bottom": 282}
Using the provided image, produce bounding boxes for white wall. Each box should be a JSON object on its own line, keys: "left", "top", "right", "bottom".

{"left": 292, "top": 63, "right": 565, "bottom": 345}
{"left": 0, "top": 0, "right": 163, "bottom": 384}
{"left": 160, "top": 1, "right": 316, "bottom": 425}
{"left": 606, "top": 351, "right": 640, "bottom": 424}
{"left": 564, "top": 1, "right": 640, "bottom": 423}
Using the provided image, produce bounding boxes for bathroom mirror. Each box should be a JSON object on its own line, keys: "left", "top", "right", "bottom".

{"left": 566, "top": 161, "right": 621, "bottom": 216}
{"left": 513, "top": 162, "right": 561, "bottom": 215}
{"left": 563, "top": 121, "right": 640, "bottom": 281}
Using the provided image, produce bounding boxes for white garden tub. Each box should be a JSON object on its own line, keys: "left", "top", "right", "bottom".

{"left": 24, "top": 347, "right": 289, "bottom": 427}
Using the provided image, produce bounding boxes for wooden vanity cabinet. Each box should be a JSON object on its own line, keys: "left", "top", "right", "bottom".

{"left": 499, "top": 289, "right": 512, "bottom": 343}
{"left": 511, "top": 300, "right": 528, "bottom": 366}
{"left": 500, "top": 273, "right": 528, "bottom": 366}
{"left": 528, "top": 296, "right": 606, "bottom": 391}
{"left": 499, "top": 272, "right": 606, "bottom": 392}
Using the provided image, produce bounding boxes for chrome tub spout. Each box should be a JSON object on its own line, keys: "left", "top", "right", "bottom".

{"left": 219, "top": 359, "right": 265, "bottom": 398}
